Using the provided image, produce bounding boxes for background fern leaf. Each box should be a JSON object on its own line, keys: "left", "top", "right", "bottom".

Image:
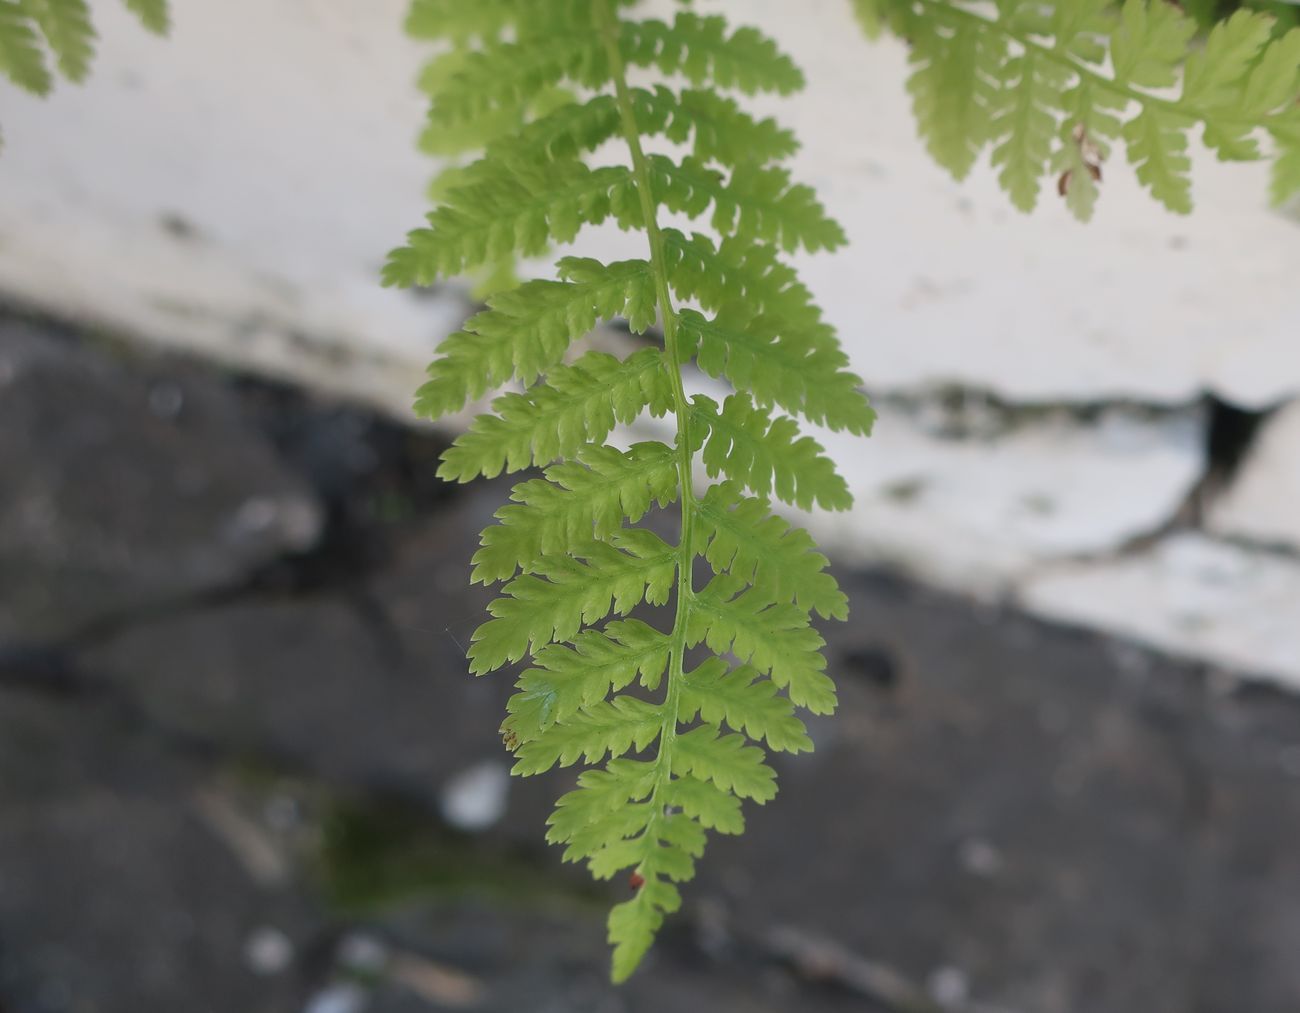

{"left": 24, "top": 0, "right": 94, "bottom": 82}
{"left": 1124, "top": 107, "right": 1194, "bottom": 213}
{"left": 0, "top": 0, "right": 52, "bottom": 95}
{"left": 121, "top": 0, "right": 167, "bottom": 34}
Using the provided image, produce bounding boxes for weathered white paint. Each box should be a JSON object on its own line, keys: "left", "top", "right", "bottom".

{"left": 1020, "top": 534, "right": 1300, "bottom": 681}
{"left": 1209, "top": 401, "right": 1300, "bottom": 554}
{"left": 804, "top": 406, "right": 1206, "bottom": 594}
{"left": 1, "top": 0, "right": 1298, "bottom": 682}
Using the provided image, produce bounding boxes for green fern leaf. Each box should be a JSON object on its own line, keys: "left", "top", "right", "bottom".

{"left": 624, "top": 12, "right": 804, "bottom": 95}
{"left": 688, "top": 574, "right": 837, "bottom": 715}
{"left": 437, "top": 349, "right": 672, "bottom": 482}
{"left": 666, "top": 773, "right": 745, "bottom": 834}
{"left": 394, "top": 0, "right": 866, "bottom": 981}
{"left": 696, "top": 481, "right": 848, "bottom": 620}
{"left": 670, "top": 725, "right": 777, "bottom": 801}
{"left": 680, "top": 658, "right": 813, "bottom": 754}
{"left": 905, "top": 11, "right": 1006, "bottom": 179}
{"left": 692, "top": 393, "right": 853, "bottom": 512}
{"left": 0, "top": 0, "right": 52, "bottom": 95}
{"left": 383, "top": 160, "right": 633, "bottom": 287}
{"left": 663, "top": 230, "right": 822, "bottom": 328}
{"left": 469, "top": 530, "right": 677, "bottom": 674}
{"left": 23, "top": 0, "right": 94, "bottom": 82}
{"left": 503, "top": 619, "right": 671, "bottom": 744}
{"left": 869, "top": 0, "right": 1300, "bottom": 215}
{"left": 405, "top": 0, "right": 527, "bottom": 42}
{"left": 514, "top": 695, "right": 664, "bottom": 774}
{"left": 990, "top": 53, "right": 1071, "bottom": 211}
{"left": 1123, "top": 107, "right": 1194, "bottom": 213}
{"left": 1270, "top": 121, "right": 1300, "bottom": 203}
{"left": 650, "top": 154, "right": 847, "bottom": 252}
{"left": 678, "top": 306, "right": 875, "bottom": 435}
{"left": 473, "top": 443, "right": 679, "bottom": 584}
{"left": 413, "top": 259, "right": 656, "bottom": 420}
{"left": 1181, "top": 10, "right": 1274, "bottom": 108}
{"left": 121, "top": 0, "right": 166, "bottom": 34}
{"left": 1110, "top": 0, "right": 1197, "bottom": 89}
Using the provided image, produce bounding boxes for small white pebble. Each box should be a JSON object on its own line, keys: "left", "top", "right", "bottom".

{"left": 337, "top": 933, "right": 389, "bottom": 974}
{"left": 230, "top": 496, "right": 279, "bottom": 537}
{"left": 263, "top": 793, "right": 301, "bottom": 832}
{"left": 439, "top": 761, "right": 510, "bottom": 832}
{"left": 959, "top": 838, "right": 1003, "bottom": 877}
{"left": 928, "top": 965, "right": 969, "bottom": 1006}
{"left": 148, "top": 381, "right": 185, "bottom": 419}
{"left": 303, "top": 983, "right": 367, "bottom": 1013}
{"left": 244, "top": 926, "right": 293, "bottom": 976}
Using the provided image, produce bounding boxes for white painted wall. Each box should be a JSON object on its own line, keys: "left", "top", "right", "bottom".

{"left": 1, "top": 0, "right": 1298, "bottom": 683}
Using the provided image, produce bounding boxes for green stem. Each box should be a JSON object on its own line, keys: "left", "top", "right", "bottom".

{"left": 594, "top": 0, "right": 695, "bottom": 837}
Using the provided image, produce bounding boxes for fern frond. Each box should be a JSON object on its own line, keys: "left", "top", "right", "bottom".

{"left": 392, "top": 0, "right": 867, "bottom": 981}
{"left": 473, "top": 443, "right": 679, "bottom": 584}
{"left": 868, "top": 0, "right": 1300, "bottom": 214}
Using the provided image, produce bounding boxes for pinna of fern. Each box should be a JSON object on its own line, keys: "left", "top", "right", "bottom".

{"left": 0, "top": 0, "right": 169, "bottom": 149}
{"left": 387, "top": 0, "right": 873, "bottom": 983}
{"left": 854, "top": 0, "right": 1300, "bottom": 217}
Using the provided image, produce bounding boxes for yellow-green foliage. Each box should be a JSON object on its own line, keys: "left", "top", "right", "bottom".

{"left": 389, "top": 0, "right": 872, "bottom": 982}
{"left": 0, "top": 0, "right": 168, "bottom": 147}
{"left": 856, "top": 0, "right": 1300, "bottom": 215}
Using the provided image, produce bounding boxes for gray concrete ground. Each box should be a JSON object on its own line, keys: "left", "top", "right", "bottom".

{"left": 2, "top": 315, "right": 1299, "bottom": 1013}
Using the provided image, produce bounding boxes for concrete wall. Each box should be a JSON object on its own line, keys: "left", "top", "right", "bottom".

{"left": 2, "top": 0, "right": 1298, "bottom": 683}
